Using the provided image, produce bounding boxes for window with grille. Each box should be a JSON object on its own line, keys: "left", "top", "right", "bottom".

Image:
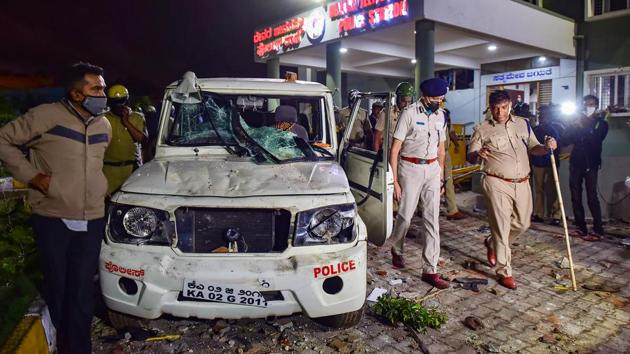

{"left": 589, "top": 0, "right": 630, "bottom": 16}
{"left": 588, "top": 71, "right": 630, "bottom": 111}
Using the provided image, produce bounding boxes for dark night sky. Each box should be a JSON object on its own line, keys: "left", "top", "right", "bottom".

{"left": 1, "top": 1, "right": 316, "bottom": 96}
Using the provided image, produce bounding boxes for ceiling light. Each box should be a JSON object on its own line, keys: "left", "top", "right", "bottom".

{"left": 411, "top": 59, "right": 417, "bottom": 64}
{"left": 339, "top": 47, "right": 348, "bottom": 54}
{"left": 414, "top": 30, "right": 416, "bottom": 34}
{"left": 538, "top": 56, "right": 547, "bottom": 62}
{"left": 487, "top": 44, "right": 497, "bottom": 51}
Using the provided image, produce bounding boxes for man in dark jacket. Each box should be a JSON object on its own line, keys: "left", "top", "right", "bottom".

{"left": 564, "top": 95, "right": 608, "bottom": 239}
{"left": 530, "top": 105, "right": 562, "bottom": 226}
{"left": 0, "top": 62, "right": 111, "bottom": 354}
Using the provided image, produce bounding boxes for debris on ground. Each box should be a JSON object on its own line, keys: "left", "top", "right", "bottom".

{"left": 277, "top": 328, "right": 290, "bottom": 347}
{"left": 539, "top": 333, "right": 558, "bottom": 344}
{"left": 477, "top": 225, "right": 491, "bottom": 234}
{"left": 366, "top": 287, "right": 388, "bottom": 302}
{"left": 455, "top": 277, "right": 488, "bottom": 292}
{"left": 582, "top": 283, "right": 621, "bottom": 293}
{"left": 463, "top": 316, "right": 485, "bottom": 331}
{"left": 482, "top": 342, "right": 500, "bottom": 353}
{"left": 553, "top": 284, "right": 571, "bottom": 294}
{"left": 273, "top": 318, "right": 293, "bottom": 332}
{"left": 375, "top": 270, "right": 388, "bottom": 276}
{"left": 145, "top": 334, "right": 181, "bottom": 342}
{"left": 101, "top": 327, "right": 158, "bottom": 343}
{"left": 389, "top": 278, "right": 404, "bottom": 286}
{"left": 405, "top": 324, "right": 430, "bottom": 354}
{"left": 328, "top": 336, "right": 351, "bottom": 353}
{"left": 462, "top": 260, "right": 481, "bottom": 271}
{"left": 557, "top": 257, "right": 571, "bottom": 269}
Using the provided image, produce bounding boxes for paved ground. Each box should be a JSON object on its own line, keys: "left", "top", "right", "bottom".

{"left": 92, "top": 198, "right": 630, "bottom": 354}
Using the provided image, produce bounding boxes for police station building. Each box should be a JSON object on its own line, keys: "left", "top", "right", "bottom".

{"left": 253, "top": 0, "right": 578, "bottom": 127}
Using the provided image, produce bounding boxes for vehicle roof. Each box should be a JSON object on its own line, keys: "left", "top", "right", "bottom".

{"left": 166, "top": 78, "right": 331, "bottom": 94}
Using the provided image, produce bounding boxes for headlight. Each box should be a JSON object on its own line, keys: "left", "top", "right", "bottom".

{"left": 123, "top": 207, "right": 158, "bottom": 238}
{"left": 294, "top": 204, "right": 356, "bottom": 246}
{"left": 108, "top": 204, "right": 174, "bottom": 245}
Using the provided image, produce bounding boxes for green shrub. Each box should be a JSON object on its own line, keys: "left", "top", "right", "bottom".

{"left": 372, "top": 294, "right": 448, "bottom": 332}
{"left": 0, "top": 196, "right": 40, "bottom": 347}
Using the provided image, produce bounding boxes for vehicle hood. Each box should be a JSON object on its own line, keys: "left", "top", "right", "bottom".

{"left": 120, "top": 158, "right": 349, "bottom": 197}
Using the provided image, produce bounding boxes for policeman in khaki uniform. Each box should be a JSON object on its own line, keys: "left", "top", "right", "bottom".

{"left": 389, "top": 78, "right": 450, "bottom": 289}
{"left": 103, "top": 84, "right": 148, "bottom": 195}
{"left": 468, "top": 90, "right": 557, "bottom": 290}
{"left": 338, "top": 90, "right": 372, "bottom": 149}
{"left": 373, "top": 82, "right": 414, "bottom": 152}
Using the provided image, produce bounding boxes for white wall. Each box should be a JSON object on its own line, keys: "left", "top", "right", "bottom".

{"left": 445, "top": 89, "right": 479, "bottom": 134}
{"left": 423, "top": 0, "right": 575, "bottom": 56}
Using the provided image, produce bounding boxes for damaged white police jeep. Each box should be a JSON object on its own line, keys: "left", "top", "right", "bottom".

{"left": 100, "top": 72, "right": 393, "bottom": 328}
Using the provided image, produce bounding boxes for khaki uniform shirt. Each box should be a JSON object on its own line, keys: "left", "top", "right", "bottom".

{"left": 375, "top": 105, "right": 401, "bottom": 148}
{"left": 338, "top": 106, "right": 370, "bottom": 144}
{"left": 104, "top": 111, "right": 145, "bottom": 162}
{"left": 393, "top": 102, "right": 446, "bottom": 159}
{"left": 468, "top": 115, "right": 540, "bottom": 179}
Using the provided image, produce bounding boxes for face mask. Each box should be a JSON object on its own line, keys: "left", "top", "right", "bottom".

{"left": 427, "top": 101, "right": 440, "bottom": 112}
{"left": 585, "top": 107, "right": 596, "bottom": 116}
{"left": 81, "top": 94, "right": 108, "bottom": 116}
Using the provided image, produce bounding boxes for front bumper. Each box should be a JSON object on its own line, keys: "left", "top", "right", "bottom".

{"left": 99, "top": 241, "right": 367, "bottom": 320}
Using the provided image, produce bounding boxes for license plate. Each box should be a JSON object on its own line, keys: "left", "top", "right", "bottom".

{"left": 182, "top": 279, "right": 268, "bottom": 307}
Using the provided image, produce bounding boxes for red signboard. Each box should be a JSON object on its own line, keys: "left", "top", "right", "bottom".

{"left": 253, "top": 17, "right": 305, "bottom": 58}
{"left": 253, "top": 0, "right": 409, "bottom": 59}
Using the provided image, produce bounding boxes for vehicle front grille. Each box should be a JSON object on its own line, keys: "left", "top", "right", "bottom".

{"left": 175, "top": 208, "right": 291, "bottom": 253}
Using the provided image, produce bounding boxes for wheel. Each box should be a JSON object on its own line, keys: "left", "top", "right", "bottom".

{"left": 311, "top": 306, "right": 364, "bottom": 329}
{"left": 107, "top": 309, "right": 145, "bottom": 330}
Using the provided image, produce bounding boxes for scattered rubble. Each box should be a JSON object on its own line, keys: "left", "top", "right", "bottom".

{"left": 463, "top": 316, "right": 485, "bottom": 330}
{"left": 558, "top": 257, "right": 571, "bottom": 269}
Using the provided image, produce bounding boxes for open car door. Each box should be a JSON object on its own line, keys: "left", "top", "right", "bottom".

{"left": 337, "top": 92, "right": 394, "bottom": 246}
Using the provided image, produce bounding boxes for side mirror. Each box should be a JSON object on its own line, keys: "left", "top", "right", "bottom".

{"left": 170, "top": 71, "right": 202, "bottom": 104}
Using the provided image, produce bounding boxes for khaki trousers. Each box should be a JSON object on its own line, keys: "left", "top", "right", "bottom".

{"left": 483, "top": 175, "right": 532, "bottom": 277}
{"left": 444, "top": 152, "right": 458, "bottom": 214}
{"left": 391, "top": 160, "right": 441, "bottom": 274}
{"left": 532, "top": 166, "right": 561, "bottom": 219}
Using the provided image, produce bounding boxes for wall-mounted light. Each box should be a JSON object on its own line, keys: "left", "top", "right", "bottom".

{"left": 538, "top": 56, "right": 547, "bottom": 63}
{"left": 487, "top": 44, "right": 497, "bottom": 51}
{"left": 411, "top": 59, "right": 417, "bottom": 64}
{"left": 339, "top": 47, "right": 348, "bottom": 54}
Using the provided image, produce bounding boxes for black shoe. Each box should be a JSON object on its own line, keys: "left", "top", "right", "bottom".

{"left": 531, "top": 215, "right": 544, "bottom": 223}
{"left": 549, "top": 219, "right": 561, "bottom": 226}
{"left": 592, "top": 227, "right": 605, "bottom": 237}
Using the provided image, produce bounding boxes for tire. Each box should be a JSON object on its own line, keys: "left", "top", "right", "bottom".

{"left": 107, "top": 309, "right": 145, "bottom": 330}
{"left": 311, "top": 306, "right": 364, "bottom": 329}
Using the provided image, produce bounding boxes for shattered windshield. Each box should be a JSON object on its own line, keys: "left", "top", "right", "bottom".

{"left": 166, "top": 94, "right": 237, "bottom": 146}
{"left": 164, "top": 92, "right": 332, "bottom": 163}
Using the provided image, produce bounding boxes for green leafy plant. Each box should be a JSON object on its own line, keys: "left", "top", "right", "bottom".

{"left": 0, "top": 196, "right": 40, "bottom": 347}
{"left": 372, "top": 295, "right": 448, "bottom": 332}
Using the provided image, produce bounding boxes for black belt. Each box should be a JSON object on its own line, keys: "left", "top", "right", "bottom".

{"left": 104, "top": 160, "right": 135, "bottom": 166}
